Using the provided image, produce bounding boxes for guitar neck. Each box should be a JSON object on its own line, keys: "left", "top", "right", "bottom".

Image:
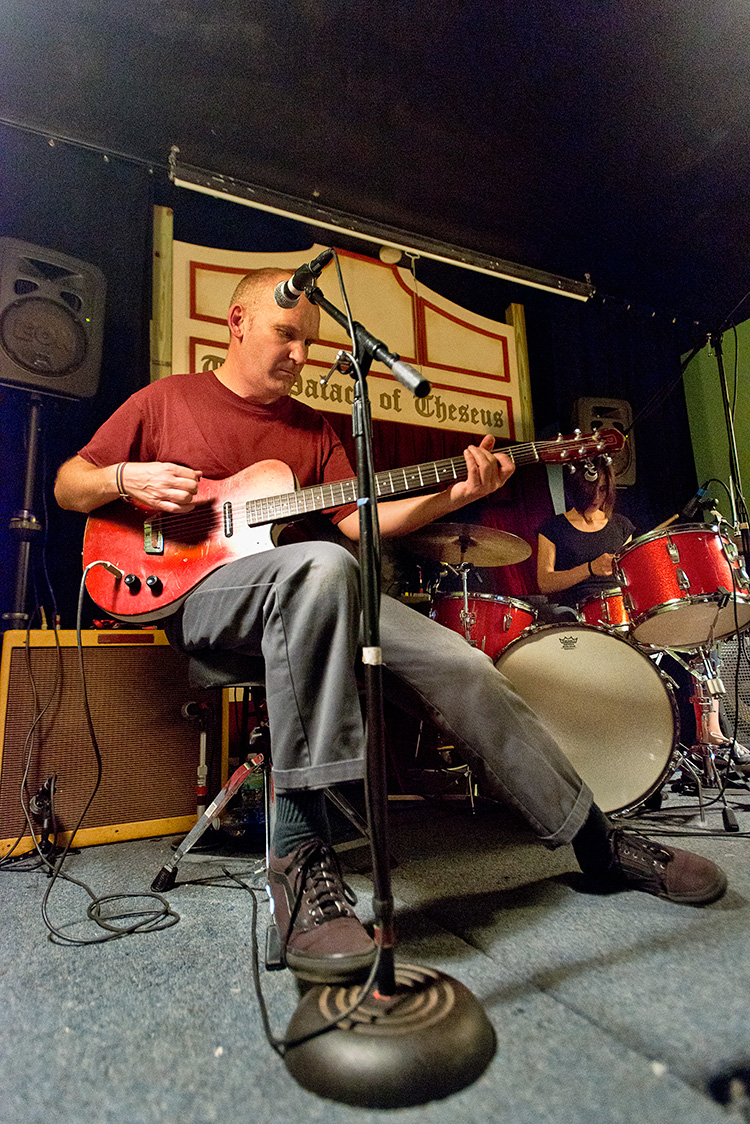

{"left": 244, "top": 437, "right": 571, "bottom": 526}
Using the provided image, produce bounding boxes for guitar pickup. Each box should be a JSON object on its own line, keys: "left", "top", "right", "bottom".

{"left": 143, "top": 519, "right": 164, "bottom": 555}
{"left": 223, "top": 501, "right": 233, "bottom": 538}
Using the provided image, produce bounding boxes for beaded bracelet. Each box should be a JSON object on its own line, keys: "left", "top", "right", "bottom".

{"left": 115, "top": 461, "right": 130, "bottom": 503}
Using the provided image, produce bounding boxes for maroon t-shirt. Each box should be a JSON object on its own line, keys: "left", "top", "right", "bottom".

{"left": 79, "top": 371, "right": 357, "bottom": 523}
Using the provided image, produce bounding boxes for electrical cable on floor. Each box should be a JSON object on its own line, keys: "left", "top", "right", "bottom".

{"left": 223, "top": 867, "right": 387, "bottom": 1058}
{"left": 0, "top": 618, "right": 64, "bottom": 872}
{"left": 34, "top": 564, "right": 180, "bottom": 944}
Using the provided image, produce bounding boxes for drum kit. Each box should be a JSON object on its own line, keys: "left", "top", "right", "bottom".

{"left": 403, "top": 519, "right": 750, "bottom": 819}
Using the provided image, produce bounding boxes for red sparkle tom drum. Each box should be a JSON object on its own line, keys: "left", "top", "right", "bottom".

{"left": 577, "top": 589, "right": 630, "bottom": 632}
{"left": 614, "top": 524, "right": 750, "bottom": 650}
{"left": 429, "top": 593, "right": 536, "bottom": 660}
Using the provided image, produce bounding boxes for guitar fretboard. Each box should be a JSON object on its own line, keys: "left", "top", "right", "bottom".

{"left": 243, "top": 436, "right": 606, "bottom": 527}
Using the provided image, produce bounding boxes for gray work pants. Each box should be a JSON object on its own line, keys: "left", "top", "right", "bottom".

{"left": 166, "top": 541, "right": 591, "bottom": 847}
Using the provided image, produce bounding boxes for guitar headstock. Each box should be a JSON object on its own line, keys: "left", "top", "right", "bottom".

{"left": 540, "top": 428, "right": 626, "bottom": 465}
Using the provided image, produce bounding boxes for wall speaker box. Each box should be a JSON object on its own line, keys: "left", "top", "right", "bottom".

{"left": 0, "top": 629, "right": 222, "bottom": 857}
{"left": 572, "top": 396, "right": 636, "bottom": 486}
{"left": 0, "top": 238, "right": 106, "bottom": 398}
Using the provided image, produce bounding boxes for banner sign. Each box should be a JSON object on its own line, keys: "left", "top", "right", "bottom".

{"left": 171, "top": 241, "right": 526, "bottom": 441}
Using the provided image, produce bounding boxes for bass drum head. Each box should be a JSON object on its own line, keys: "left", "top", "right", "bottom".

{"left": 495, "top": 624, "right": 677, "bottom": 814}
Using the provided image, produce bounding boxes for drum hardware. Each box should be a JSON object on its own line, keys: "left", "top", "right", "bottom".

{"left": 651, "top": 645, "right": 746, "bottom": 828}
{"left": 456, "top": 562, "right": 478, "bottom": 646}
{"left": 436, "top": 560, "right": 479, "bottom": 647}
{"left": 402, "top": 725, "right": 479, "bottom": 811}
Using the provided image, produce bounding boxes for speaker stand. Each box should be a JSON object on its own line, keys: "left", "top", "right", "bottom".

{"left": 3, "top": 392, "right": 43, "bottom": 628}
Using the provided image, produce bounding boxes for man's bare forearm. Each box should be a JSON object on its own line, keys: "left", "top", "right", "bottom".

{"left": 54, "top": 456, "right": 119, "bottom": 513}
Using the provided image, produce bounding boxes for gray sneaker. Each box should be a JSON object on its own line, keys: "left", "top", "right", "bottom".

{"left": 267, "top": 838, "right": 376, "bottom": 983}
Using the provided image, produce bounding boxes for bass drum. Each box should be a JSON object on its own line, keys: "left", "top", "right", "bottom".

{"left": 494, "top": 624, "right": 678, "bottom": 815}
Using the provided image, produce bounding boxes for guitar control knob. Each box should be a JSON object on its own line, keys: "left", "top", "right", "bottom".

{"left": 124, "top": 574, "right": 141, "bottom": 594}
{"left": 146, "top": 575, "right": 163, "bottom": 596}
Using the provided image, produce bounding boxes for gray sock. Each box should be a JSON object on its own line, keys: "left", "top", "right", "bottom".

{"left": 272, "top": 790, "right": 331, "bottom": 857}
{"left": 571, "top": 803, "right": 614, "bottom": 875}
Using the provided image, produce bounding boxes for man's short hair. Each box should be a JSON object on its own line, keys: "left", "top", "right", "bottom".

{"left": 229, "top": 268, "right": 293, "bottom": 313}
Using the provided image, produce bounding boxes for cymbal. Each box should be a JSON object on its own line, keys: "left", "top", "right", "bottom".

{"left": 402, "top": 523, "right": 531, "bottom": 566}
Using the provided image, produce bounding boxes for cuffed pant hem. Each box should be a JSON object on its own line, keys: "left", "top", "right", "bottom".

{"left": 536, "top": 781, "right": 594, "bottom": 849}
{"left": 272, "top": 755, "right": 365, "bottom": 794}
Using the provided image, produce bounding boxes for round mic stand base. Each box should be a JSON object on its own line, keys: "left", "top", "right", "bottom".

{"left": 283, "top": 963, "right": 496, "bottom": 1109}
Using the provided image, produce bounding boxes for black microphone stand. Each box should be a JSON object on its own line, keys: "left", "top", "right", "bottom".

{"left": 709, "top": 331, "right": 749, "bottom": 558}
{"left": 282, "top": 282, "right": 495, "bottom": 1107}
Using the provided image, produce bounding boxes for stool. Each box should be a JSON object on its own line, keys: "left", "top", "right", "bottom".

{"left": 150, "top": 650, "right": 370, "bottom": 894}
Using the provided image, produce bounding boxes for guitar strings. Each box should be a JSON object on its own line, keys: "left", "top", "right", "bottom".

{"left": 138, "top": 435, "right": 615, "bottom": 536}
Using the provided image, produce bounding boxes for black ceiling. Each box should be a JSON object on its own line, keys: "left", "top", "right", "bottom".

{"left": 2, "top": 0, "right": 750, "bottom": 328}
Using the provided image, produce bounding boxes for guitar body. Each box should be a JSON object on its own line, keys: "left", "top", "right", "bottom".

{"left": 81, "top": 429, "right": 625, "bottom": 623}
{"left": 83, "top": 461, "right": 297, "bottom": 622}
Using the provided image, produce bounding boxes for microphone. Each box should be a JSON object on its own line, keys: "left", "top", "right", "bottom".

{"left": 681, "top": 482, "right": 712, "bottom": 520}
{"left": 274, "top": 249, "right": 334, "bottom": 308}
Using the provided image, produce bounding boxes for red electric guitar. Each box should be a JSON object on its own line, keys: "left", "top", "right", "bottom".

{"left": 82, "top": 428, "right": 625, "bottom": 622}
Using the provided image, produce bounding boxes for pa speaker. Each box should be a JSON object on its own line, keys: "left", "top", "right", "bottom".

{"left": 0, "top": 629, "right": 222, "bottom": 857}
{"left": 0, "top": 238, "right": 106, "bottom": 398}
{"left": 572, "top": 396, "right": 636, "bottom": 487}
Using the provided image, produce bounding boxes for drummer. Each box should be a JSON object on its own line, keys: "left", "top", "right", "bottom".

{"left": 537, "top": 458, "right": 634, "bottom": 609}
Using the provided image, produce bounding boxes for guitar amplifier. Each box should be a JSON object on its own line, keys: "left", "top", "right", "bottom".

{"left": 718, "top": 635, "right": 750, "bottom": 744}
{"left": 0, "top": 629, "right": 222, "bottom": 857}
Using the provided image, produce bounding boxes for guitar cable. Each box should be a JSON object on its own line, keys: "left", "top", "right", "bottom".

{"left": 35, "top": 560, "right": 179, "bottom": 945}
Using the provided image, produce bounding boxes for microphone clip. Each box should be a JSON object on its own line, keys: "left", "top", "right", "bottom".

{"left": 320, "top": 349, "right": 355, "bottom": 388}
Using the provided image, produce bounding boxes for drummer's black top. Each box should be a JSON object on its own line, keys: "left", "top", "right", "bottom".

{"left": 538, "top": 512, "right": 636, "bottom": 606}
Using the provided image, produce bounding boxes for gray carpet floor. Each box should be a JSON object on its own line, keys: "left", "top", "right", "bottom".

{"left": 2, "top": 783, "right": 749, "bottom": 1124}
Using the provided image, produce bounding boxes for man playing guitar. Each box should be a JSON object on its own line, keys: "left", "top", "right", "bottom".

{"left": 55, "top": 268, "right": 726, "bottom": 986}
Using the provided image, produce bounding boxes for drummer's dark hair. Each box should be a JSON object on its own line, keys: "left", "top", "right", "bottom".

{"left": 566, "top": 458, "right": 617, "bottom": 516}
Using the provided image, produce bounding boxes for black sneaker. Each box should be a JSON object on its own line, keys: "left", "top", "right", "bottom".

{"left": 606, "top": 829, "right": 727, "bottom": 905}
{"left": 267, "top": 838, "right": 376, "bottom": 983}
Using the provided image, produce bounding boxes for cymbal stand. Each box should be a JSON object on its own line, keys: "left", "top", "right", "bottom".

{"left": 440, "top": 560, "right": 478, "bottom": 646}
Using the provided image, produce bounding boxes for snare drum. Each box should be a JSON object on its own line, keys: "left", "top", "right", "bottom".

{"left": 495, "top": 624, "right": 677, "bottom": 814}
{"left": 577, "top": 589, "right": 630, "bottom": 632}
{"left": 614, "top": 524, "right": 750, "bottom": 650}
{"left": 429, "top": 593, "right": 536, "bottom": 660}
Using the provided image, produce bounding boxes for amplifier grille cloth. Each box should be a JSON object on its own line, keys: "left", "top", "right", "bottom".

{"left": 719, "top": 635, "right": 750, "bottom": 744}
{"left": 0, "top": 644, "right": 199, "bottom": 840}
